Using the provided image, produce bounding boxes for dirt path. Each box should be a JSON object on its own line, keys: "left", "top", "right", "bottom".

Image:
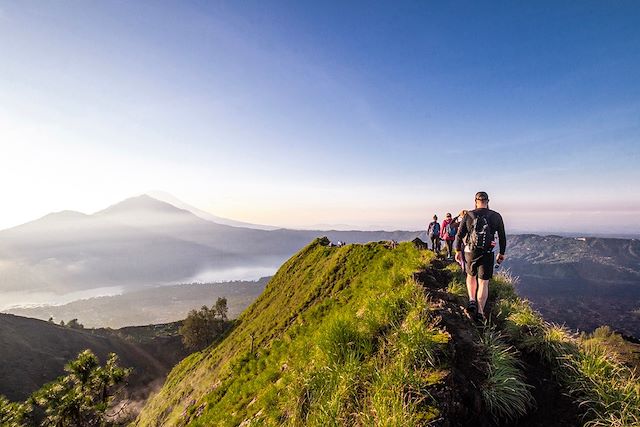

{"left": 414, "top": 254, "right": 583, "bottom": 426}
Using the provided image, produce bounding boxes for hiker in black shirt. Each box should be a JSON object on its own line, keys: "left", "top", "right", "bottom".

{"left": 454, "top": 192, "right": 506, "bottom": 322}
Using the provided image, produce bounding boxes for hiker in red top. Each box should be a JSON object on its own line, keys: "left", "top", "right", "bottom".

{"left": 440, "top": 213, "right": 456, "bottom": 260}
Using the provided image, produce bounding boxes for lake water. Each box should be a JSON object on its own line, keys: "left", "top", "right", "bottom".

{"left": 0, "top": 286, "right": 124, "bottom": 310}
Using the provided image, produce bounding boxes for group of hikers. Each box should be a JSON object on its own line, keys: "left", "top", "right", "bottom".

{"left": 428, "top": 191, "right": 507, "bottom": 322}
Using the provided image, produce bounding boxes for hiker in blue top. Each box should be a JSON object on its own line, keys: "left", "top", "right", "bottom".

{"left": 455, "top": 192, "right": 506, "bottom": 322}
{"left": 427, "top": 215, "right": 441, "bottom": 253}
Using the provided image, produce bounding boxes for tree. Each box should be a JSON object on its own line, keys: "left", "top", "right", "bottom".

{"left": 214, "top": 297, "right": 228, "bottom": 321}
{"left": 31, "top": 350, "right": 131, "bottom": 426}
{"left": 66, "top": 319, "right": 84, "bottom": 329}
{"left": 179, "top": 298, "right": 229, "bottom": 351}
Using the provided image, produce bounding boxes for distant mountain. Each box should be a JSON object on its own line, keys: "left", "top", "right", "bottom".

{"left": 7, "top": 278, "right": 270, "bottom": 328}
{"left": 503, "top": 234, "right": 640, "bottom": 337}
{"left": 147, "top": 191, "right": 279, "bottom": 230}
{"left": 0, "top": 195, "right": 425, "bottom": 304}
{"left": 0, "top": 313, "right": 187, "bottom": 402}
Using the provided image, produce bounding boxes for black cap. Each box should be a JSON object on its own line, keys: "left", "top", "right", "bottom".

{"left": 475, "top": 191, "right": 489, "bottom": 201}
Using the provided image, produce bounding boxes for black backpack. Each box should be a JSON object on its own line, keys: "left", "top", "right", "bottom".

{"left": 467, "top": 211, "right": 493, "bottom": 254}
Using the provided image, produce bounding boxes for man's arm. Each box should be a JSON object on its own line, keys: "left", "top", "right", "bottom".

{"left": 455, "top": 215, "right": 469, "bottom": 252}
{"left": 496, "top": 213, "right": 506, "bottom": 256}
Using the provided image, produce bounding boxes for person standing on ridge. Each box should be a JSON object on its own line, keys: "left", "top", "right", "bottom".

{"left": 454, "top": 210, "right": 468, "bottom": 273}
{"left": 440, "top": 212, "right": 456, "bottom": 260}
{"left": 427, "top": 215, "right": 441, "bottom": 253}
{"left": 454, "top": 192, "right": 506, "bottom": 322}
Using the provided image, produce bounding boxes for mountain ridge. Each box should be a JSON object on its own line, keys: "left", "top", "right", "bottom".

{"left": 133, "top": 238, "right": 640, "bottom": 426}
{"left": 0, "top": 313, "right": 187, "bottom": 403}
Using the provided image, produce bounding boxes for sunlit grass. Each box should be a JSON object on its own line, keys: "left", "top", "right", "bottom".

{"left": 489, "top": 272, "right": 640, "bottom": 425}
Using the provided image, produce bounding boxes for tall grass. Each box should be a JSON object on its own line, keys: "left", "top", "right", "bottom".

{"left": 479, "top": 328, "right": 534, "bottom": 422}
{"left": 287, "top": 276, "right": 449, "bottom": 426}
{"left": 490, "top": 273, "right": 640, "bottom": 425}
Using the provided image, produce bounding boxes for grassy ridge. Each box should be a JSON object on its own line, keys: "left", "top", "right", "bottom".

{"left": 136, "top": 239, "right": 640, "bottom": 426}
{"left": 135, "top": 238, "right": 445, "bottom": 426}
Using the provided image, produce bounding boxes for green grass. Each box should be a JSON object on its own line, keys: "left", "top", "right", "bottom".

{"left": 135, "top": 238, "right": 449, "bottom": 426}
{"left": 479, "top": 328, "right": 534, "bottom": 422}
{"left": 135, "top": 240, "right": 640, "bottom": 426}
{"left": 0, "top": 396, "right": 29, "bottom": 427}
{"left": 489, "top": 273, "right": 640, "bottom": 426}
{"left": 446, "top": 276, "right": 467, "bottom": 300}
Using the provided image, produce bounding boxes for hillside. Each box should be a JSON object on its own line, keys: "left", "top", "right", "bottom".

{"left": 0, "top": 314, "right": 187, "bottom": 402}
{"left": 0, "top": 195, "right": 424, "bottom": 304}
{"left": 7, "top": 278, "right": 270, "bottom": 328}
{"left": 135, "top": 238, "right": 640, "bottom": 426}
{"left": 504, "top": 235, "right": 640, "bottom": 337}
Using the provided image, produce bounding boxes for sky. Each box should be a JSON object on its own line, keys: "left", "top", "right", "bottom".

{"left": 1, "top": 1, "right": 639, "bottom": 233}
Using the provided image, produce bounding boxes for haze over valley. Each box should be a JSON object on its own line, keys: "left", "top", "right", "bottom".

{"left": 0, "top": 194, "right": 424, "bottom": 311}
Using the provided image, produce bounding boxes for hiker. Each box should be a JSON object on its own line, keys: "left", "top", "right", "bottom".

{"left": 454, "top": 210, "right": 468, "bottom": 273}
{"left": 454, "top": 192, "right": 506, "bottom": 322}
{"left": 427, "top": 215, "right": 441, "bottom": 253}
{"left": 440, "top": 212, "right": 456, "bottom": 259}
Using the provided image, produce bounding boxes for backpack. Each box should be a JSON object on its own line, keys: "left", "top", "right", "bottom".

{"left": 429, "top": 221, "right": 440, "bottom": 237}
{"left": 467, "top": 211, "right": 493, "bottom": 254}
{"left": 445, "top": 222, "right": 457, "bottom": 238}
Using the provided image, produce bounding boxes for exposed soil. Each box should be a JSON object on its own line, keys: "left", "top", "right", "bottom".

{"left": 413, "top": 250, "right": 584, "bottom": 427}
{"left": 513, "top": 351, "right": 583, "bottom": 427}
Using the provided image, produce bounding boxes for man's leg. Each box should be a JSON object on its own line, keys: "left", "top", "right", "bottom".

{"left": 476, "top": 253, "right": 494, "bottom": 316}
{"left": 477, "top": 279, "right": 489, "bottom": 315}
{"left": 466, "top": 274, "right": 477, "bottom": 302}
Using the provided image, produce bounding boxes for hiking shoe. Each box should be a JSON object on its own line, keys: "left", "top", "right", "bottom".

{"left": 466, "top": 300, "right": 477, "bottom": 317}
{"left": 475, "top": 312, "right": 486, "bottom": 324}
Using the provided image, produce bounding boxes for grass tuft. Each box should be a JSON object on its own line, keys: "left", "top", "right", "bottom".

{"left": 479, "top": 328, "right": 535, "bottom": 422}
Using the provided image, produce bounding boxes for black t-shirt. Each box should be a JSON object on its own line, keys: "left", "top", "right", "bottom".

{"left": 455, "top": 208, "right": 506, "bottom": 255}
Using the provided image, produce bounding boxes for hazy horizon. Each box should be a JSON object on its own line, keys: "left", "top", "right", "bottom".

{"left": 1, "top": 192, "right": 638, "bottom": 237}
{"left": 1, "top": 1, "right": 639, "bottom": 233}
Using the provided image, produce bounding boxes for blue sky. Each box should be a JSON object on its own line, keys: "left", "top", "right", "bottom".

{"left": 0, "top": 1, "right": 639, "bottom": 232}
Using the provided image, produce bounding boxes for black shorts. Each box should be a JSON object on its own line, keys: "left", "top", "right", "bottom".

{"left": 465, "top": 251, "right": 495, "bottom": 280}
